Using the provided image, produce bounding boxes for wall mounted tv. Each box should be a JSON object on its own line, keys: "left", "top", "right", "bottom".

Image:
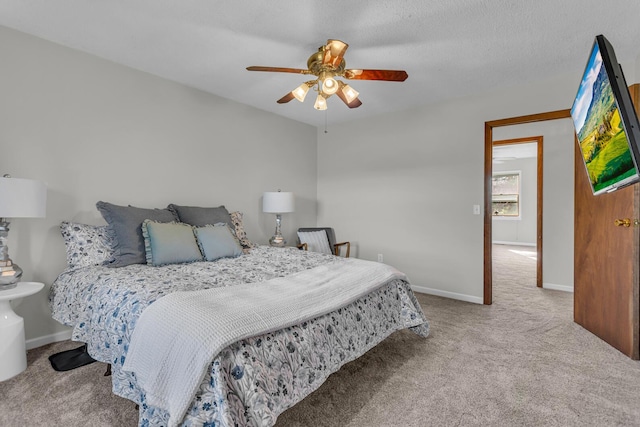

{"left": 571, "top": 34, "right": 640, "bottom": 195}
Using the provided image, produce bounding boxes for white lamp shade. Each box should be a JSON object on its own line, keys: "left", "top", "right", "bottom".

{"left": 341, "top": 84, "right": 359, "bottom": 103}
{"left": 292, "top": 83, "right": 310, "bottom": 102}
{"left": 314, "top": 94, "right": 327, "bottom": 110}
{"left": 322, "top": 77, "right": 339, "bottom": 95}
{"left": 0, "top": 177, "right": 47, "bottom": 218}
{"left": 263, "top": 191, "right": 294, "bottom": 213}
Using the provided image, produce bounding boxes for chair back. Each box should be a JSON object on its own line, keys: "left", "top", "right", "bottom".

{"left": 297, "top": 227, "right": 336, "bottom": 251}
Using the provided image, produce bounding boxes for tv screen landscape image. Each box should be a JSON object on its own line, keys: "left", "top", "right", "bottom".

{"left": 571, "top": 35, "right": 640, "bottom": 195}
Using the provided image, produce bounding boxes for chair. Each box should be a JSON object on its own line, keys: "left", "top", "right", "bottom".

{"left": 296, "top": 227, "right": 350, "bottom": 258}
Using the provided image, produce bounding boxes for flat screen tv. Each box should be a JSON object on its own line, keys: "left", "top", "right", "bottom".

{"left": 571, "top": 34, "right": 640, "bottom": 195}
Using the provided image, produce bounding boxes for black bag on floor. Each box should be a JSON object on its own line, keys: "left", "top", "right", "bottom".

{"left": 49, "top": 344, "right": 96, "bottom": 371}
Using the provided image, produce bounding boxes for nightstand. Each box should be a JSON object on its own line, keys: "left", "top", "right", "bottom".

{"left": 0, "top": 281, "right": 44, "bottom": 381}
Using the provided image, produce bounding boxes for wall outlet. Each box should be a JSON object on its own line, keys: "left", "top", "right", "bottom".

{"left": 473, "top": 204, "right": 481, "bottom": 215}
{"left": 377, "top": 254, "right": 384, "bottom": 263}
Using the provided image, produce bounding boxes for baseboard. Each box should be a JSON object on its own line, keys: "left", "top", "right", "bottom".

{"left": 411, "top": 285, "right": 483, "bottom": 304}
{"left": 492, "top": 241, "right": 536, "bottom": 247}
{"left": 26, "top": 329, "right": 72, "bottom": 350}
{"left": 543, "top": 283, "right": 574, "bottom": 293}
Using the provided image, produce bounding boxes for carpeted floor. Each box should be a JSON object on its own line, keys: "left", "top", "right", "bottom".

{"left": 2, "top": 245, "right": 640, "bottom": 426}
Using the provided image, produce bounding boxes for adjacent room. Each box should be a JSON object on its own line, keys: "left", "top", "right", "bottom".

{"left": 1, "top": 1, "right": 640, "bottom": 426}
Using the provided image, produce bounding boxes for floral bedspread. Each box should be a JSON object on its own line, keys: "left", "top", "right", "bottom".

{"left": 49, "top": 246, "right": 429, "bottom": 426}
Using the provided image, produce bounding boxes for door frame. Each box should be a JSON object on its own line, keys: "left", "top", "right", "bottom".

{"left": 492, "top": 136, "right": 544, "bottom": 288}
{"left": 484, "top": 109, "right": 571, "bottom": 305}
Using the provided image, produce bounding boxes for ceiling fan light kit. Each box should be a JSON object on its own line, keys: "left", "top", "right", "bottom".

{"left": 247, "top": 39, "right": 408, "bottom": 111}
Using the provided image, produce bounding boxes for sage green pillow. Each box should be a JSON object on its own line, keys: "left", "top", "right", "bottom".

{"left": 194, "top": 224, "right": 243, "bottom": 261}
{"left": 141, "top": 220, "right": 203, "bottom": 266}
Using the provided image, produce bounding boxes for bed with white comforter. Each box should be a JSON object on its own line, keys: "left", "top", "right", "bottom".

{"left": 50, "top": 245, "right": 429, "bottom": 426}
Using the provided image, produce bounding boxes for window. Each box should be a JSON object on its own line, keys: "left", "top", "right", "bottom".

{"left": 492, "top": 172, "right": 520, "bottom": 217}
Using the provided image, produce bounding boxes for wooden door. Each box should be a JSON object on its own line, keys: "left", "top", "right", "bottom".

{"left": 574, "top": 84, "right": 640, "bottom": 360}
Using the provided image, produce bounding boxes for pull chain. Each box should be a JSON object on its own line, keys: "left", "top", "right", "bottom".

{"left": 324, "top": 109, "right": 328, "bottom": 133}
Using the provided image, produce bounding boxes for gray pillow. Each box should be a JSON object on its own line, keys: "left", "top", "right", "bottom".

{"left": 167, "top": 204, "right": 235, "bottom": 233}
{"left": 96, "top": 201, "right": 177, "bottom": 267}
{"left": 194, "top": 224, "right": 243, "bottom": 261}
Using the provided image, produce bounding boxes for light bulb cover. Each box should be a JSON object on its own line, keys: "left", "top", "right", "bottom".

{"left": 314, "top": 94, "right": 327, "bottom": 110}
{"left": 322, "top": 77, "right": 339, "bottom": 95}
{"left": 341, "top": 84, "right": 359, "bottom": 104}
{"left": 292, "top": 83, "right": 311, "bottom": 102}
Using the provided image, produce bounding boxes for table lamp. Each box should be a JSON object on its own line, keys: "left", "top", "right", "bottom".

{"left": 263, "top": 190, "right": 294, "bottom": 247}
{"left": 0, "top": 175, "right": 47, "bottom": 290}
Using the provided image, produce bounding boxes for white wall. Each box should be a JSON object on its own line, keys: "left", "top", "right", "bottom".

{"left": 317, "top": 75, "right": 580, "bottom": 303}
{"left": 0, "top": 26, "right": 317, "bottom": 344}
{"left": 492, "top": 157, "right": 537, "bottom": 245}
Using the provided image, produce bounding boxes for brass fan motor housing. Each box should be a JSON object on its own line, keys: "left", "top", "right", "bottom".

{"left": 307, "top": 48, "right": 346, "bottom": 77}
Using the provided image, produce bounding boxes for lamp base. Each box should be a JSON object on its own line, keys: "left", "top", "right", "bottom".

{"left": 269, "top": 235, "right": 286, "bottom": 247}
{"left": 0, "top": 262, "right": 21, "bottom": 291}
{"left": 269, "top": 213, "right": 286, "bottom": 247}
{"left": 0, "top": 219, "right": 21, "bottom": 290}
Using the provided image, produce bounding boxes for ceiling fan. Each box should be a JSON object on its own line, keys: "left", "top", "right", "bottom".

{"left": 246, "top": 39, "right": 408, "bottom": 110}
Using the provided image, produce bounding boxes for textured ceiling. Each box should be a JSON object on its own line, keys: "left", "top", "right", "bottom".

{"left": 493, "top": 142, "right": 537, "bottom": 162}
{"left": 1, "top": 1, "right": 640, "bottom": 128}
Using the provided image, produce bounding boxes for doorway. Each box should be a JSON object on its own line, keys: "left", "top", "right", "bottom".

{"left": 492, "top": 136, "right": 543, "bottom": 289}
{"left": 484, "top": 110, "right": 572, "bottom": 305}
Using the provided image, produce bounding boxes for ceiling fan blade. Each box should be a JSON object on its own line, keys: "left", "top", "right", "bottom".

{"left": 247, "top": 66, "right": 310, "bottom": 75}
{"left": 335, "top": 89, "right": 362, "bottom": 109}
{"left": 347, "top": 97, "right": 362, "bottom": 108}
{"left": 344, "top": 69, "right": 408, "bottom": 81}
{"left": 277, "top": 92, "right": 296, "bottom": 104}
{"left": 322, "top": 39, "right": 349, "bottom": 68}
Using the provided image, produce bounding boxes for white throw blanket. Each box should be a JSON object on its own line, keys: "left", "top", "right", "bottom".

{"left": 122, "top": 258, "right": 406, "bottom": 426}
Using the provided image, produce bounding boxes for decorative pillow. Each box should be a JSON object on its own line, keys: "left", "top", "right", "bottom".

{"left": 141, "top": 220, "right": 203, "bottom": 266}
{"left": 167, "top": 204, "right": 235, "bottom": 233}
{"left": 96, "top": 201, "right": 177, "bottom": 267}
{"left": 193, "top": 223, "right": 243, "bottom": 262}
{"left": 297, "top": 230, "right": 333, "bottom": 255}
{"left": 60, "top": 221, "right": 115, "bottom": 269}
{"left": 229, "top": 211, "right": 255, "bottom": 251}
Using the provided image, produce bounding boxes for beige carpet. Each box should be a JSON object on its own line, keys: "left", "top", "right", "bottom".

{"left": 2, "top": 246, "right": 640, "bottom": 426}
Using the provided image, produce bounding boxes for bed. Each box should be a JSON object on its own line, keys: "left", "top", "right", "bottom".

{"left": 49, "top": 203, "right": 429, "bottom": 427}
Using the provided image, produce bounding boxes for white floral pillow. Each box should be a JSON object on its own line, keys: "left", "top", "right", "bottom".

{"left": 229, "top": 211, "right": 255, "bottom": 253}
{"left": 60, "top": 221, "right": 116, "bottom": 269}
